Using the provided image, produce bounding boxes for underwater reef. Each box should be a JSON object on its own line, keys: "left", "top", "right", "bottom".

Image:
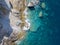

{"left": 0, "top": 0, "right": 60, "bottom": 45}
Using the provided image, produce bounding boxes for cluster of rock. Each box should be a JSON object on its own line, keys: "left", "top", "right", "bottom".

{"left": 0, "top": 0, "right": 13, "bottom": 44}
{"left": 0, "top": 0, "right": 41, "bottom": 45}
{"left": 0, "top": 0, "right": 23, "bottom": 45}
{"left": 27, "top": 0, "right": 40, "bottom": 9}
{"left": 0, "top": 33, "right": 17, "bottom": 45}
{"left": 0, "top": 0, "right": 30, "bottom": 45}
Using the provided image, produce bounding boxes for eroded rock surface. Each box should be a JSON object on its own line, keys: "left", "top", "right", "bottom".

{"left": 0, "top": 0, "right": 31, "bottom": 45}
{"left": 0, "top": 0, "right": 12, "bottom": 44}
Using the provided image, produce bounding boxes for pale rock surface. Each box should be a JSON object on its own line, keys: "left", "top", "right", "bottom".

{"left": 0, "top": 0, "right": 31, "bottom": 45}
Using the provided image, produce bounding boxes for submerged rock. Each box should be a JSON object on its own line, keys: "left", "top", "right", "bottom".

{"left": 30, "top": 0, "right": 40, "bottom": 5}
{"left": 39, "top": 11, "right": 43, "bottom": 18}
{"left": 41, "top": 2, "right": 46, "bottom": 9}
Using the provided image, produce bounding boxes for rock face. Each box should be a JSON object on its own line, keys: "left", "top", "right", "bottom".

{"left": 0, "top": 0, "right": 31, "bottom": 45}
{"left": 0, "top": 0, "right": 25, "bottom": 45}
{"left": 0, "top": 33, "right": 18, "bottom": 45}
{"left": 9, "top": 9, "right": 21, "bottom": 33}
{"left": 0, "top": 0, "right": 11, "bottom": 15}
{"left": 0, "top": 0, "right": 13, "bottom": 44}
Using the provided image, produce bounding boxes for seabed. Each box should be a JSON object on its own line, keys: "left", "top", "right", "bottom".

{"left": 0, "top": 0, "right": 55, "bottom": 45}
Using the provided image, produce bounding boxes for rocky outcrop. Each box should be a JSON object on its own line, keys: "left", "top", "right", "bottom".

{"left": 0, "top": 0, "right": 11, "bottom": 15}
{"left": 0, "top": 0, "right": 12, "bottom": 44}
{"left": 0, "top": 33, "right": 18, "bottom": 45}
{"left": 0, "top": 0, "right": 31, "bottom": 45}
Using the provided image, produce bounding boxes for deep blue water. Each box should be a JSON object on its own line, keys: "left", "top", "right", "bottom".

{"left": 18, "top": 0, "right": 60, "bottom": 45}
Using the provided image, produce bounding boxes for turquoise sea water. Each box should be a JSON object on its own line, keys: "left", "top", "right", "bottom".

{"left": 17, "top": 0, "right": 60, "bottom": 45}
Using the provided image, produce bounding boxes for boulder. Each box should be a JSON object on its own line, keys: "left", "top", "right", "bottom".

{"left": 27, "top": 2, "right": 35, "bottom": 10}
{"left": 41, "top": 2, "right": 46, "bottom": 9}
{"left": 39, "top": 11, "right": 43, "bottom": 18}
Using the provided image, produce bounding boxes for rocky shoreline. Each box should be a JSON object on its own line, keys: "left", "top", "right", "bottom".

{"left": 0, "top": 0, "right": 40, "bottom": 45}
{"left": 0, "top": 0, "right": 30, "bottom": 45}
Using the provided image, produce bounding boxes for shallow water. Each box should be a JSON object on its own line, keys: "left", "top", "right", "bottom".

{"left": 17, "top": 0, "right": 60, "bottom": 45}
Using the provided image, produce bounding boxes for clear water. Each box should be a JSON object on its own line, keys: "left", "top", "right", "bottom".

{"left": 17, "top": 0, "right": 60, "bottom": 45}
